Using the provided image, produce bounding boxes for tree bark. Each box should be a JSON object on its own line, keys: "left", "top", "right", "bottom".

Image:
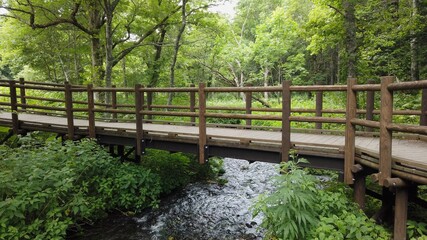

{"left": 263, "top": 66, "right": 269, "bottom": 100}
{"left": 343, "top": 0, "right": 357, "bottom": 78}
{"left": 410, "top": 0, "right": 419, "bottom": 81}
{"left": 149, "top": 27, "right": 167, "bottom": 87}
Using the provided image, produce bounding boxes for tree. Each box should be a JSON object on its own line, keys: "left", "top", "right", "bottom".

{"left": 0, "top": 0, "right": 180, "bottom": 89}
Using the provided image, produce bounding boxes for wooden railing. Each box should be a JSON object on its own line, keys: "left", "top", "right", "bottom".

{"left": 345, "top": 76, "right": 427, "bottom": 185}
{"left": 0, "top": 77, "right": 426, "bottom": 175}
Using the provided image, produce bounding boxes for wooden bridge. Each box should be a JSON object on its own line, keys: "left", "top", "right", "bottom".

{"left": 1, "top": 77, "right": 427, "bottom": 239}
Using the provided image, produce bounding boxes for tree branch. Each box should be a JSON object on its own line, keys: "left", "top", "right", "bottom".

{"left": 327, "top": 4, "right": 344, "bottom": 17}
{"left": 112, "top": 5, "right": 181, "bottom": 67}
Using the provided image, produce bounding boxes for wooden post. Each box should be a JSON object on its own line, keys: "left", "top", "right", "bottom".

{"left": 9, "top": 80, "right": 19, "bottom": 134}
{"left": 366, "top": 80, "right": 375, "bottom": 131}
{"left": 379, "top": 76, "right": 394, "bottom": 186}
{"left": 344, "top": 78, "right": 357, "bottom": 184}
{"left": 384, "top": 178, "right": 408, "bottom": 240}
{"left": 421, "top": 89, "right": 427, "bottom": 126}
{"left": 190, "top": 84, "right": 196, "bottom": 125}
{"left": 135, "top": 84, "right": 144, "bottom": 161}
{"left": 19, "top": 78, "right": 26, "bottom": 110}
{"left": 198, "top": 83, "right": 207, "bottom": 164}
{"left": 147, "top": 91, "right": 153, "bottom": 121}
{"left": 111, "top": 85, "right": 117, "bottom": 122}
{"left": 394, "top": 187, "right": 409, "bottom": 240}
{"left": 64, "top": 82, "right": 74, "bottom": 140}
{"left": 245, "top": 87, "right": 252, "bottom": 127}
{"left": 315, "top": 91, "right": 323, "bottom": 129}
{"left": 87, "top": 84, "right": 96, "bottom": 138}
{"left": 281, "top": 81, "right": 291, "bottom": 162}
{"left": 352, "top": 164, "right": 366, "bottom": 210}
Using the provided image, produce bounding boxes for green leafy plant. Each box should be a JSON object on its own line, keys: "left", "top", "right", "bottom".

{"left": 252, "top": 158, "right": 319, "bottom": 240}
{"left": 252, "top": 154, "right": 391, "bottom": 240}
{"left": 0, "top": 134, "right": 161, "bottom": 239}
{"left": 408, "top": 220, "right": 427, "bottom": 239}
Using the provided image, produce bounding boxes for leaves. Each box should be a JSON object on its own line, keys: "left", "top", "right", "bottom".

{"left": 0, "top": 134, "right": 161, "bottom": 239}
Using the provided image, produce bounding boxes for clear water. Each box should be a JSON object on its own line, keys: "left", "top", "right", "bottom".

{"left": 69, "top": 158, "right": 279, "bottom": 240}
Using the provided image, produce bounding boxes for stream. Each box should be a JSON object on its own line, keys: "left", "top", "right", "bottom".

{"left": 70, "top": 158, "right": 279, "bottom": 240}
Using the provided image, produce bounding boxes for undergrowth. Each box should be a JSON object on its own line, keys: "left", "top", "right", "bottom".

{"left": 252, "top": 157, "right": 392, "bottom": 240}
{"left": 0, "top": 133, "right": 218, "bottom": 240}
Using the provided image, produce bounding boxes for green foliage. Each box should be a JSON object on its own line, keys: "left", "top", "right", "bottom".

{"left": 140, "top": 149, "right": 193, "bottom": 195}
{"left": 0, "top": 134, "right": 161, "bottom": 239}
{"left": 252, "top": 156, "right": 391, "bottom": 240}
{"left": 252, "top": 158, "right": 319, "bottom": 240}
{"left": 310, "top": 189, "right": 390, "bottom": 240}
{"left": 408, "top": 220, "right": 427, "bottom": 239}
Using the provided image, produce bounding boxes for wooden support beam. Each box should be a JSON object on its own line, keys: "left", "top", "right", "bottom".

{"left": 379, "top": 76, "right": 394, "bottom": 185}
{"left": 135, "top": 84, "right": 144, "bottom": 161}
{"left": 87, "top": 84, "right": 96, "bottom": 138}
{"left": 344, "top": 78, "right": 357, "bottom": 184}
{"left": 147, "top": 91, "right": 153, "bottom": 121}
{"left": 245, "top": 86, "right": 252, "bottom": 127}
{"left": 9, "top": 80, "right": 19, "bottom": 134}
{"left": 354, "top": 173, "right": 366, "bottom": 210}
{"left": 190, "top": 84, "right": 196, "bottom": 125}
{"left": 19, "top": 78, "right": 26, "bottom": 110}
{"left": 384, "top": 178, "right": 409, "bottom": 240}
{"left": 373, "top": 187, "right": 394, "bottom": 225}
{"left": 198, "top": 83, "right": 207, "bottom": 164}
{"left": 111, "top": 85, "right": 117, "bottom": 121}
{"left": 366, "top": 79, "right": 375, "bottom": 132}
{"left": 64, "top": 82, "right": 74, "bottom": 140}
{"left": 421, "top": 89, "right": 427, "bottom": 126}
{"left": 352, "top": 164, "right": 366, "bottom": 210}
{"left": 315, "top": 91, "right": 323, "bottom": 129}
{"left": 394, "top": 187, "right": 408, "bottom": 240}
{"left": 281, "top": 81, "right": 291, "bottom": 162}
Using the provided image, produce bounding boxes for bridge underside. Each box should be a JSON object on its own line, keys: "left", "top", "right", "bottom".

{"left": 96, "top": 133, "right": 345, "bottom": 171}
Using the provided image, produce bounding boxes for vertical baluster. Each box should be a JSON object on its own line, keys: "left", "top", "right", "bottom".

{"left": 198, "top": 83, "right": 207, "bottom": 164}
{"left": 379, "top": 76, "right": 394, "bottom": 185}
{"left": 281, "top": 81, "right": 291, "bottom": 162}
{"left": 87, "top": 84, "right": 96, "bottom": 138}
{"left": 9, "top": 80, "right": 19, "bottom": 134}
{"left": 344, "top": 78, "right": 357, "bottom": 184}
{"left": 64, "top": 82, "right": 74, "bottom": 140}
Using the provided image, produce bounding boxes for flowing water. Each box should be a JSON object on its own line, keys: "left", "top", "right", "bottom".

{"left": 70, "top": 158, "right": 279, "bottom": 240}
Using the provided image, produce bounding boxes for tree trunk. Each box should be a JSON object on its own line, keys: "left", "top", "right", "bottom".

{"left": 149, "top": 27, "right": 167, "bottom": 87}
{"left": 410, "top": 0, "right": 419, "bottom": 81}
{"left": 343, "top": 0, "right": 357, "bottom": 78}
{"left": 168, "top": 0, "right": 187, "bottom": 105}
{"left": 263, "top": 66, "right": 269, "bottom": 100}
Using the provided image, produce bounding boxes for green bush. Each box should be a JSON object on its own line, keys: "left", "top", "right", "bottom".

{"left": 0, "top": 134, "right": 161, "bottom": 239}
{"left": 140, "top": 149, "right": 196, "bottom": 194}
{"left": 252, "top": 159, "right": 319, "bottom": 239}
{"left": 252, "top": 157, "right": 391, "bottom": 240}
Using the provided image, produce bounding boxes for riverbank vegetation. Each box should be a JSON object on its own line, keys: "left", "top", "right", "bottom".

{"left": 0, "top": 133, "right": 219, "bottom": 239}
{"left": 253, "top": 156, "right": 427, "bottom": 239}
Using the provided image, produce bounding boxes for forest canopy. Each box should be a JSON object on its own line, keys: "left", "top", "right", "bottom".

{"left": 0, "top": 0, "right": 426, "bottom": 89}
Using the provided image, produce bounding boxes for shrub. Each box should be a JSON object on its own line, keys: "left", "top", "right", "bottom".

{"left": 252, "top": 157, "right": 391, "bottom": 240}
{"left": 0, "top": 134, "right": 161, "bottom": 239}
{"left": 252, "top": 158, "right": 319, "bottom": 239}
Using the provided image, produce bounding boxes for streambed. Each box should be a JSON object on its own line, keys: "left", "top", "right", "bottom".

{"left": 70, "top": 158, "right": 279, "bottom": 240}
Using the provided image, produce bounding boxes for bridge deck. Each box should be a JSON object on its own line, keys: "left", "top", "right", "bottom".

{"left": 1, "top": 112, "right": 426, "bottom": 180}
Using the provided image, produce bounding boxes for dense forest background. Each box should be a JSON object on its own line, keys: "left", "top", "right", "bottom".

{"left": 0, "top": 0, "right": 426, "bottom": 91}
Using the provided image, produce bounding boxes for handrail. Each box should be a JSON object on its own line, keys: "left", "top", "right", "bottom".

{"left": 1, "top": 78, "right": 426, "bottom": 173}
{"left": 345, "top": 76, "right": 427, "bottom": 186}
